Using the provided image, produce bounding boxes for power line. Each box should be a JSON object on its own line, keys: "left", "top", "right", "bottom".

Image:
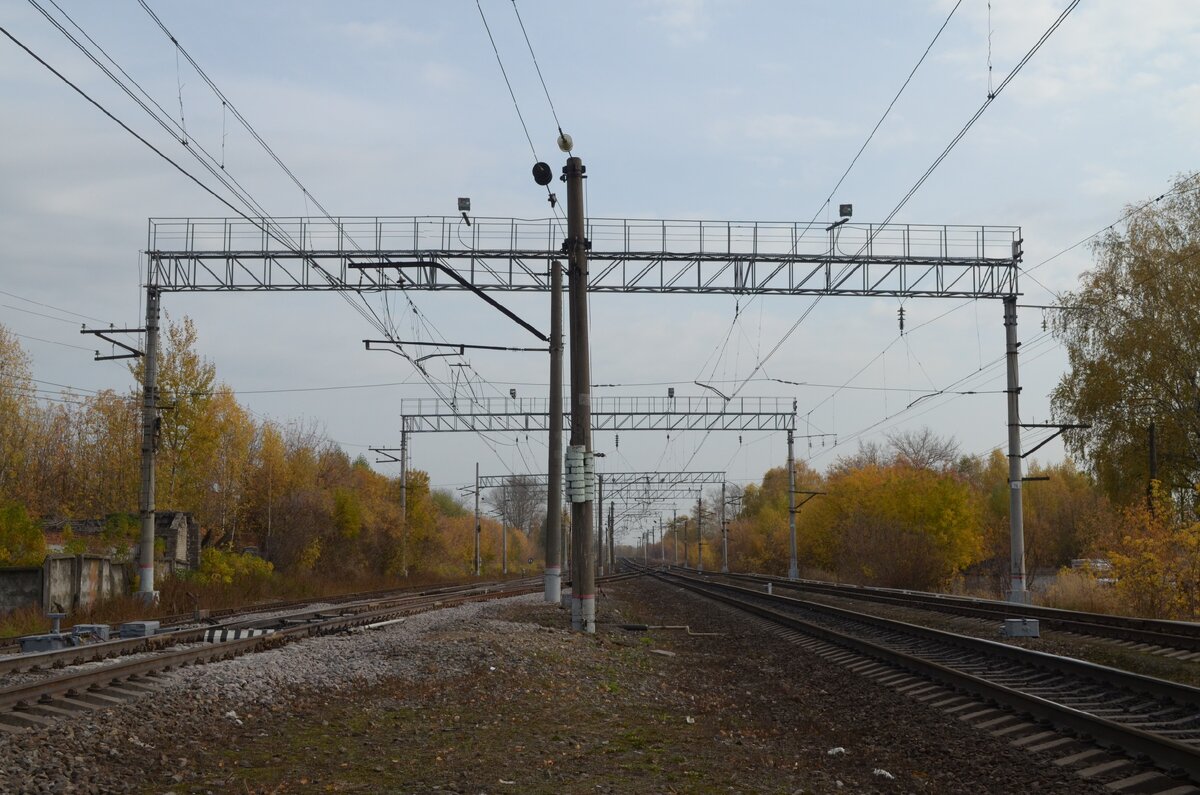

{"left": 77, "top": 3, "right": 523, "bottom": 473}
{"left": 697, "top": 1, "right": 964, "bottom": 387}
{"left": 9, "top": 330, "right": 96, "bottom": 352}
{"left": 475, "top": 0, "right": 540, "bottom": 162}
{"left": 680, "top": 1, "right": 1080, "bottom": 472}
{"left": 0, "top": 288, "right": 109, "bottom": 325}
{"left": 510, "top": 0, "right": 567, "bottom": 144}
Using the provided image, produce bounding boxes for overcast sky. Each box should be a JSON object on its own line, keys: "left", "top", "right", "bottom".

{"left": 3, "top": 1, "right": 1198, "bottom": 540}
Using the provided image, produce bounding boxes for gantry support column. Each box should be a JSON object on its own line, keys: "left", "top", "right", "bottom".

{"left": 545, "top": 261, "right": 564, "bottom": 602}
{"left": 787, "top": 429, "right": 798, "bottom": 581}
{"left": 137, "top": 286, "right": 161, "bottom": 603}
{"left": 1004, "top": 296, "right": 1028, "bottom": 603}
{"left": 474, "top": 462, "right": 481, "bottom": 576}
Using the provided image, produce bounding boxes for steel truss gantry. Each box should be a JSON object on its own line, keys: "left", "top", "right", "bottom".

{"left": 399, "top": 396, "right": 795, "bottom": 433}
{"left": 478, "top": 471, "right": 718, "bottom": 506}
{"left": 146, "top": 216, "right": 1021, "bottom": 298}
{"left": 131, "top": 213, "right": 1033, "bottom": 605}
{"left": 477, "top": 471, "right": 723, "bottom": 489}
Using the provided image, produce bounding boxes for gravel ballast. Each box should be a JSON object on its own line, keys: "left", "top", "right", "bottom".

{"left": 0, "top": 577, "right": 1112, "bottom": 793}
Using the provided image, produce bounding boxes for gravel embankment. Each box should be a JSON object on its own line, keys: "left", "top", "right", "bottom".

{"left": 0, "top": 580, "right": 1111, "bottom": 794}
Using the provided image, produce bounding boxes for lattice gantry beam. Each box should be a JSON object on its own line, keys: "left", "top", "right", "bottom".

{"left": 146, "top": 216, "right": 1021, "bottom": 298}
{"left": 400, "top": 396, "right": 794, "bottom": 433}
{"left": 477, "top": 471, "right": 724, "bottom": 489}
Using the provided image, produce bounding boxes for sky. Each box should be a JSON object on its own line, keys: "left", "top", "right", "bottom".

{"left": 3, "top": 1, "right": 1199, "bottom": 542}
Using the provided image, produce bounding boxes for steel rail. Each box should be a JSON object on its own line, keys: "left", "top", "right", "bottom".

{"left": 1, "top": 580, "right": 539, "bottom": 714}
{"left": 657, "top": 569, "right": 1200, "bottom": 781}
{"left": 0, "top": 578, "right": 537, "bottom": 679}
{"left": 693, "top": 568, "right": 1200, "bottom": 651}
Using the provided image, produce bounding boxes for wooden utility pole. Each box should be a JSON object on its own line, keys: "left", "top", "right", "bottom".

{"left": 565, "top": 155, "right": 596, "bottom": 633}
{"left": 545, "top": 260, "right": 563, "bottom": 602}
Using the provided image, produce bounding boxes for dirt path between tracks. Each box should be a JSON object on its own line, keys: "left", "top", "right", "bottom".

{"left": 139, "top": 576, "right": 1103, "bottom": 795}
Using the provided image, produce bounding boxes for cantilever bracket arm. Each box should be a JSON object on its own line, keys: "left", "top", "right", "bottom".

{"left": 364, "top": 340, "right": 548, "bottom": 363}
{"left": 791, "top": 490, "right": 827, "bottom": 513}
{"left": 81, "top": 326, "right": 144, "bottom": 360}
{"left": 349, "top": 260, "right": 549, "bottom": 342}
{"left": 1017, "top": 422, "right": 1090, "bottom": 459}
{"left": 369, "top": 446, "right": 402, "bottom": 465}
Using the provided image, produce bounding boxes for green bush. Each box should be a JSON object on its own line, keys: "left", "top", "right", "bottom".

{"left": 189, "top": 547, "right": 275, "bottom": 586}
{"left": 0, "top": 502, "right": 45, "bottom": 567}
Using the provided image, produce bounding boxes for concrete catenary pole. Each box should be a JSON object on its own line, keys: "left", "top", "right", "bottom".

{"left": 501, "top": 484, "right": 508, "bottom": 576}
{"left": 787, "top": 428, "right": 799, "bottom": 580}
{"left": 696, "top": 494, "right": 704, "bottom": 572}
{"left": 721, "top": 481, "right": 729, "bottom": 573}
{"left": 672, "top": 508, "right": 678, "bottom": 565}
{"left": 657, "top": 516, "right": 663, "bottom": 565}
{"left": 596, "top": 474, "right": 605, "bottom": 577}
{"left": 607, "top": 501, "right": 614, "bottom": 572}
{"left": 565, "top": 155, "right": 596, "bottom": 633}
{"left": 399, "top": 425, "right": 408, "bottom": 522}
{"left": 474, "top": 462, "right": 481, "bottom": 576}
{"left": 137, "top": 286, "right": 161, "bottom": 602}
{"left": 544, "top": 260, "right": 564, "bottom": 602}
{"left": 1004, "top": 296, "right": 1028, "bottom": 603}
{"left": 683, "top": 517, "right": 690, "bottom": 568}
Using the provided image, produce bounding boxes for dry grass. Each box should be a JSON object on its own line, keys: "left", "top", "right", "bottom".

{"left": 0, "top": 604, "right": 50, "bottom": 639}
{"left": 1037, "top": 568, "right": 1121, "bottom": 614}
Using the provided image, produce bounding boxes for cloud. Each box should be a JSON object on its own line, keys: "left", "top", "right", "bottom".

{"left": 708, "top": 113, "right": 854, "bottom": 148}
{"left": 338, "top": 20, "right": 429, "bottom": 49}
{"left": 645, "top": 0, "right": 711, "bottom": 45}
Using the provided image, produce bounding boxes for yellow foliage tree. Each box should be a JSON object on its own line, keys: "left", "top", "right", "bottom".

{"left": 822, "top": 464, "right": 983, "bottom": 589}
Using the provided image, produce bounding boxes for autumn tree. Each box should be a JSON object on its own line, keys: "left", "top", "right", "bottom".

{"left": 129, "top": 315, "right": 218, "bottom": 513}
{"left": 821, "top": 464, "right": 983, "bottom": 589}
{"left": 730, "top": 461, "right": 825, "bottom": 576}
{"left": 0, "top": 325, "right": 37, "bottom": 506}
{"left": 0, "top": 502, "right": 45, "bottom": 566}
{"left": 886, "top": 428, "right": 960, "bottom": 471}
{"left": 1053, "top": 172, "right": 1200, "bottom": 503}
{"left": 484, "top": 474, "right": 546, "bottom": 539}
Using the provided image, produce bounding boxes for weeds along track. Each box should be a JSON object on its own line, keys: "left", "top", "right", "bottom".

{"left": 688, "top": 568, "right": 1200, "bottom": 654}
{"left": 657, "top": 568, "right": 1200, "bottom": 790}
{"left": 0, "top": 578, "right": 541, "bottom": 731}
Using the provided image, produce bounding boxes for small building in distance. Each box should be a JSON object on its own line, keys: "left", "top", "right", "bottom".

{"left": 41, "top": 511, "right": 201, "bottom": 571}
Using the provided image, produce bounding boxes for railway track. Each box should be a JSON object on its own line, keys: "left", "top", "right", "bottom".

{"left": 0, "top": 576, "right": 544, "bottom": 678}
{"left": 0, "top": 577, "right": 541, "bottom": 731}
{"left": 0, "top": 575, "right": 510, "bottom": 658}
{"left": 685, "top": 567, "right": 1200, "bottom": 655}
{"left": 655, "top": 567, "right": 1200, "bottom": 791}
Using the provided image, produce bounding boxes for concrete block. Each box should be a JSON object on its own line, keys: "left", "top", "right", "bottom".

{"left": 1001, "top": 618, "right": 1040, "bottom": 638}
{"left": 119, "top": 620, "right": 160, "bottom": 638}
{"left": 18, "top": 633, "right": 75, "bottom": 653}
